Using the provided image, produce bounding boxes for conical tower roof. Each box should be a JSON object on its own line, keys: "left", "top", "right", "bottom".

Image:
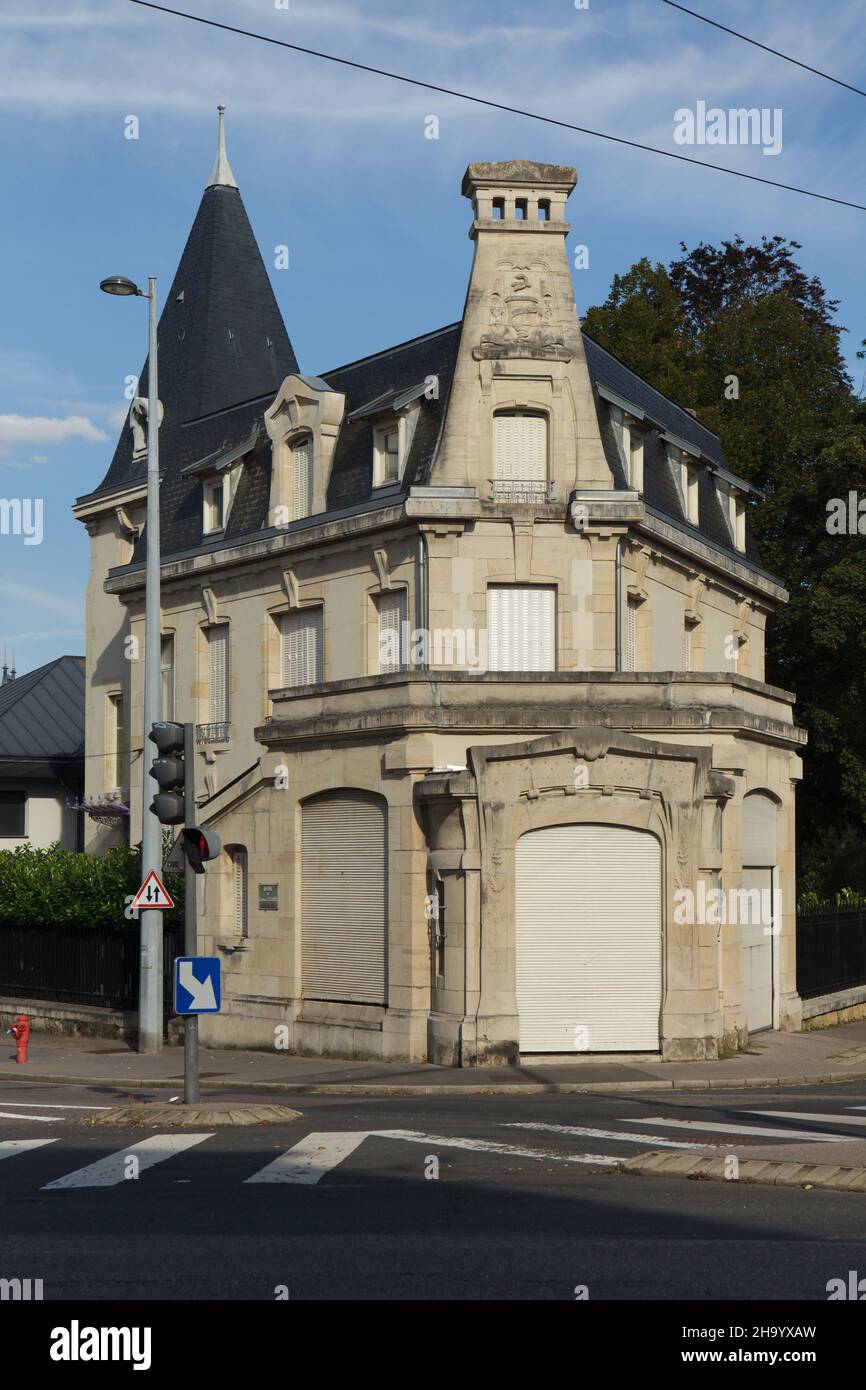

{"left": 89, "top": 109, "right": 298, "bottom": 549}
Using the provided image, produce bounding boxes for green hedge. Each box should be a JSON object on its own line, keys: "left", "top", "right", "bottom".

{"left": 0, "top": 843, "right": 184, "bottom": 928}
{"left": 797, "top": 887, "right": 866, "bottom": 915}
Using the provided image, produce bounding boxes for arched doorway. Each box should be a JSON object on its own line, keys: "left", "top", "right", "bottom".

{"left": 301, "top": 790, "right": 387, "bottom": 1005}
{"left": 515, "top": 824, "right": 662, "bottom": 1052}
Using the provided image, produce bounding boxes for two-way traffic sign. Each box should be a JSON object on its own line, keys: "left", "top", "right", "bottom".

{"left": 174, "top": 957, "right": 221, "bottom": 1014}
{"left": 130, "top": 870, "right": 175, "bottom": 911}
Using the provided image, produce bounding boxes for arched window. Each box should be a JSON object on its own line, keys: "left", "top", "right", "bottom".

{"left": 493, "top": 410, "right": 548, "bottom": 487}
{"left": 291, "top": 436, "right": 313, "bottom": 520}
{"left": 226, "top": 844, "right": 248, "bottom": 938}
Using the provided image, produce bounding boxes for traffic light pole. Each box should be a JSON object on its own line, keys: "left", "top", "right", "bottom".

{"left": 183, "top": 721, "right": 200, "bottom": 1106}
{"left": 139, "top": 276, "right": 163, "bottom": 1054}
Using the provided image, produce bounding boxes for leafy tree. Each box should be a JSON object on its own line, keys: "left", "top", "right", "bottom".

{"left": 584, "top": 237, "right": 866, "bottom": 895}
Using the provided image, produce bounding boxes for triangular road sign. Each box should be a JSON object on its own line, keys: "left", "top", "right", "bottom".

{"left": 131, "top": 869, "right": 175, "bottom": 911}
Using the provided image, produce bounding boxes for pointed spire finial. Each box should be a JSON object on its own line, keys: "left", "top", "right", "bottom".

{"left": 207, "top": 104, "right": 238, "bottom": 190}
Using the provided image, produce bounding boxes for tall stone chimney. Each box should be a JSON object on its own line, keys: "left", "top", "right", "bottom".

{"left": 433, "top": 161, "right": 612, "bottom": 493}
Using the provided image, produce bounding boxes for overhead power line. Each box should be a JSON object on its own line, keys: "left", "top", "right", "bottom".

{"left": 661, "top": 0, "right": 866, "bottom": 99}
{"left": 128, "top": 1, "right": 866, "bottom": 214}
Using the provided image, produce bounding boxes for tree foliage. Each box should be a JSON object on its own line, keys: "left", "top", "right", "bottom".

{"left": 584, "top": 236, "right": 866, "bottom": 896}
{"left": 0, "top": 842, "right": 184, "bottom": 929}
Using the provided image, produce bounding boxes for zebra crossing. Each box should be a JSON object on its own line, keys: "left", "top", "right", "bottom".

{"left": 0, "top": 1103, "right": 861, "bottom": 1190}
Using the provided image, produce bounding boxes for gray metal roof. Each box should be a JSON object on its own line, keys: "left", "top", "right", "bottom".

{"left": 0, "top": 656, "right": 85, "bottom": 762}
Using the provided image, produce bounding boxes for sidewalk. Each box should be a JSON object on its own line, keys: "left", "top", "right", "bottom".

{"left": 2, "top": 1019, "right": 866, "bottom": 1094}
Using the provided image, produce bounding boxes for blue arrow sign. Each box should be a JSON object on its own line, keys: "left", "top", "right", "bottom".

{"left": 174, "top": 957, "right": 221, "bottom": 1015}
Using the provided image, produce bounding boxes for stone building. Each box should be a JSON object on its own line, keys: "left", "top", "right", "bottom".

{"left": 74, "top": 116, "right": 805, "bottom": 1065}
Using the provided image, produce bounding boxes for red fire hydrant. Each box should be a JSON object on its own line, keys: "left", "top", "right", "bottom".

{"left": 9, "top": 1013, "right": 30, "bottom": 1064}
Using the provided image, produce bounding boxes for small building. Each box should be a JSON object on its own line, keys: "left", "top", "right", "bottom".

{"left": 0, "top": 656, "right": 85, "bottom": 851}
{"left": 74, "top": 117, "right": 806, "bottom": 1064}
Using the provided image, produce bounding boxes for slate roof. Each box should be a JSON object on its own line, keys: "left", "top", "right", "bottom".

{"left": 0, "top": 657, "right": 85, "bottom": 777}
{"left": 84, "top": 168, "right": 764, "bottom": 576}
{"left": 76, "top": 179, "right": 299, "bottom": 561}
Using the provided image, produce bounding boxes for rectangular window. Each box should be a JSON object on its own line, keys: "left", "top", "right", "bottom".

{"left": 487, "top": 585, "right": 555, "bottom": 672}
{"left": 685, "top": 466, "right": 700, "bottom": 525}
{"left": 208, "top": 623, "right": 230, "bottom": 724}
{"left": 377, "top": 589, "right": 408, "bottom": 674}
{"left": 493, "top": 412, "right": 547, "bottom": 482}
{"left": 625, "top": 597, "right": 639, "bottom": 672}
{"left": 280, "top": 608, "right": 324, "bottom": 687}
{"left": 374, "top": 424, "right": 402, "bottom": 486}
{"left": 0, "top": 791, "right": 26, "bottom": 838}
{"left": 628, "top": 430, "right": 644, "bottom": 492}
{"left": 161, "top": 634, "right": 175, "bottom": 722}
{"left": 204, "top": 479, "right": 225, "bottom": 533}
{"left": 292, "top": 438, "right": 313, "bottom": 520}
{"left": 107, "top": 691, "right": 126, "bottom": 788}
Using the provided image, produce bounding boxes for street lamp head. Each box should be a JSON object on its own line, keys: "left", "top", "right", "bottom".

{"left": 99, "top": 275, "right": 141, "bottom": 297}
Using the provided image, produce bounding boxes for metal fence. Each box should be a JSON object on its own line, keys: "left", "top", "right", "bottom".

{"left": 797, "top": 908, "right": 866, "bottom": 999}
{"left": 0, "top": 921, "right": 185, "bottom": 1014}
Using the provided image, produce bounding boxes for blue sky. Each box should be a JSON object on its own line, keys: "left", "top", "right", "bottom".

{"left": 1, "top": 0, "right": 864, "bottom": 672}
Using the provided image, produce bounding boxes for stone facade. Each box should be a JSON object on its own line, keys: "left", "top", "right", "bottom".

{"left": 74, "top": 153, "right": 805, "bottom": 1064}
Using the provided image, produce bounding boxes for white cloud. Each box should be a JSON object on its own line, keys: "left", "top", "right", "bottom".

{"left": 0, "top": 580, "right": 82, "bottom": 621}
{"left": 0, "top": 414, "right": 108, "bottom": 453}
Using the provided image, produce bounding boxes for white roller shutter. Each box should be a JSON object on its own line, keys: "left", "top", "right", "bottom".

{"left": 487, "top": 586, "right": 555, "bottom": 671}
{"left": 625, "top": 598, "right": 637, "bottom": 672}
{"left": 292, "top": 438, "right": 313, "bottom": 519}
{"left": 378, "top": 590, "right": 407, "bottom": 673}
{"left": 208, "top": 624, "right": 229, "bottom": 723}
{"left": 740, "top": 867, "right": 773, "bottom": 1031}
{"left": 515, "top": 824, "right": 662, "bottom": 1052}
{"left": 302, "top": 791, "right": 387, "bottom": 1004}
{"left": 494, "top": 413, "right": 547, "bottom": 480}
{"left": 281, "top": 608, "right": 323, "bottom": 687}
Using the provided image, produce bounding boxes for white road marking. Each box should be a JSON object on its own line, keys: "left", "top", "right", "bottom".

{"left": 747, "top": 1111, "right": 866, "bottom": 1129}
{"left": 502, "top": 1121, "right": 720, "bottom": 1150}
{"left": 370, "top": 1129, "right": 621, "bottom": 1166}
{"left": 0, "top": 1111, "right": 60, "bottom": 1122}
{"left": 246, "top": 1131, "right": 371, "bottom": 1185}
{"left": 626, "top": 1116, "right": 854, "bottom": 1142}
{"left": 0, "top": 1101, "right": 113, "bottom": 1111}
{"left": 42, "top": 1133, "right": 214, "bottom": 1189}
{"left": 0, "top": 1139, "right": 57, "bottom": 1160}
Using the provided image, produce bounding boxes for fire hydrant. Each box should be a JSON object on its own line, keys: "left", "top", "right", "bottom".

{"left": 9, "top": 1013, "right": 30, "bottom": 1064}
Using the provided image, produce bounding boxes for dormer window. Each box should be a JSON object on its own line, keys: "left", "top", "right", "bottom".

{"left": 493, "top": 410, "right": 548, "bottom": 496}
{"left": 684, "top": 463, "right": 699, "bottom": 525}
{"left": 717, "top": 480, "right": 746, "bottom": 552}
{"left": 373, "top": 407, "right": 420, "bottom": 489}
{"left": 608, "top": 404, "right": 643, "bottom": 492}
{"left": 374, "top": 425, "right": 401, "bottom": 486}
{"left": 291, "top": 435, "right": 313, "bottom": 520}
{"left": 204, "top": 478, "right": 225, "bottom": 534}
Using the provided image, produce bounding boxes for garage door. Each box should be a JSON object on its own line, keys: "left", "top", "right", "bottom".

{"left": 302, "top": 790, "right": 387, "bottom": 1005}
{"left": 515, "top": 824, "right": 662, "bottom": 1052}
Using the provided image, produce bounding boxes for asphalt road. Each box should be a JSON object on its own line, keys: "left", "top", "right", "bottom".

{"left": 0, "top": 1079, "right": 865, "bottom": 1300}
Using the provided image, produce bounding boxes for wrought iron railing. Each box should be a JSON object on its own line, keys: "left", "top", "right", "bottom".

{"left": 797, "top": 908, "right": 866, "bottom": 999}
{"left": 0, "top": 920, "right": 185, "bottom": 1015}
{"left": 490, "top": 479, "right": 554, "bottom": 504}
{"left": 195, "top": 721, "right": 231, "bottom": 746}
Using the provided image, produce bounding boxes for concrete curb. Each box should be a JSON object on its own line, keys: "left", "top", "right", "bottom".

{"left": 4, "top": 1068, "right": 866, "bottom": 1096}
{"left": 622, "top": 1149, "right": 866, "bottom": 1193}
{"left": 94, "top": 1102, "right": 303, "bottom": 1127}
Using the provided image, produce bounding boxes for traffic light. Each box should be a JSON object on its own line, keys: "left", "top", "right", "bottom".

{"left": 180, "top": 826, "right": 222, "bottom": 874}
{"left": 148, "top": 721, "right": 186, "bottom": 824}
